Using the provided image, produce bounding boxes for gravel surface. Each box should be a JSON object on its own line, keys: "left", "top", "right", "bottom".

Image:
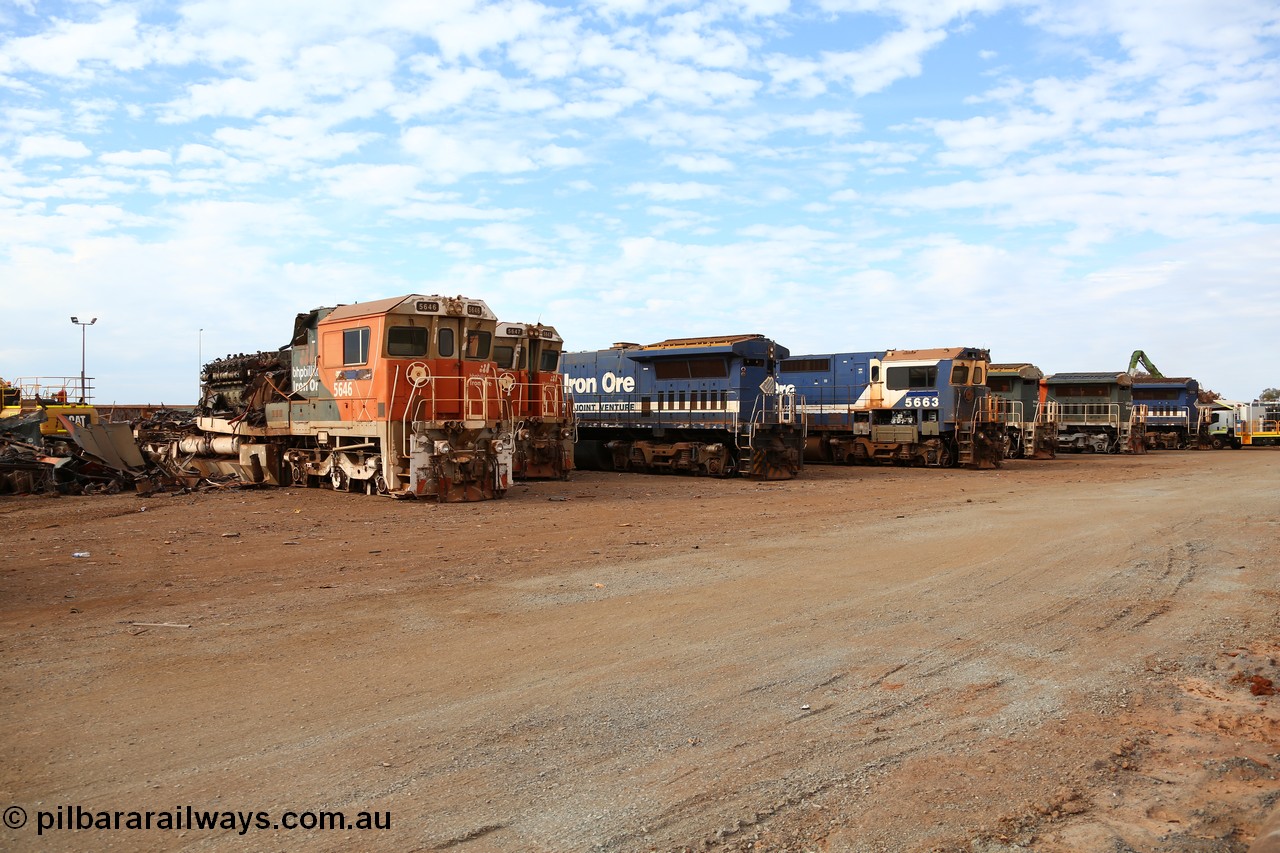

{"left": 2, "top": 450, "right": 1277, "bottom": 852}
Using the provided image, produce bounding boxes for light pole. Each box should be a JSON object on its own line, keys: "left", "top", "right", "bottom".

{"left": 70, "top": 316, "right": 97, "bottom": 403}
{"left": 198, "top": 328, "right": 203, "bottom": 402}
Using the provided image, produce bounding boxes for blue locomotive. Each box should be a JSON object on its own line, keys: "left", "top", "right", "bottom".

{"left": 561, "top": 335, "right": 805, "bottom": 479}
{"left": 1130, "top": 376, "right": 1200, "bottom": 449}
{"left": 776, "top": 347, "right": 1004, "bottom": 469}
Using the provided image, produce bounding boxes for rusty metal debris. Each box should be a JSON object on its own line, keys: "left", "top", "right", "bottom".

{"left": 1, "top": 409, "right": 130, "bottom": 495}
{"left": 0, "top": 403, "right": 197, "bottom": 496}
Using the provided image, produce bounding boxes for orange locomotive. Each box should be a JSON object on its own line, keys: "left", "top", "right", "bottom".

{"left": 493, "top": 321, "right": 574, "bottom": 479}
{"left": 142, "top": 294, "right": 516, "bottom": 502}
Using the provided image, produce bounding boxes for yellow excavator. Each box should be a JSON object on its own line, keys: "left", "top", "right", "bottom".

{"left": 0, "top": 377, "right": 100, "bottom": 438}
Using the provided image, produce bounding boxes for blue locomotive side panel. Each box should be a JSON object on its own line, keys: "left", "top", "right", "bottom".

{"left": 1131, "top": 377, "right": 1199, "bottom": 450}
{"left": 562, "top": 335, "right": 804, "bottom": 479}
{"left": 777, "top": 347, "right": 1003, "bottom": 469}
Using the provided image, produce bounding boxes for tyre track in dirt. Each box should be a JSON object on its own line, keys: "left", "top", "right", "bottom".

{"left": 2, "top": 452, "right": 1277, "bottom": 853}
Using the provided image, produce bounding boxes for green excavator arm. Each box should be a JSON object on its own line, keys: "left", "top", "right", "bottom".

{"left": 1127, "top": 350, "right": 1163, "bottom": 377}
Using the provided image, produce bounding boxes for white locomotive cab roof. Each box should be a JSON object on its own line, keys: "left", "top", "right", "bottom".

{"left": 323, "top": 294, "right": 496, "bottom": 323}
{"left": 496, "top": 322, "right": 563, "bottom": 343}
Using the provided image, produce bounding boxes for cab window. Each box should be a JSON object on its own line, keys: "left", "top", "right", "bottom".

{"left": 539, "top": 349, "right": 561, "bottom": 372}
{"left": 465, "top": 330, "right": 492, "bottom": 360}
{"left": 438, "top": 328, "right": 455, "bottom": 358}
{"left": 387, "top": 326, "right": 428, "bottom": 357}
{"left": 950, "top": 364, "right": 969, "bottom": 385}
{"left": 493, "top": 344, "right": 517, "bottom": 369}
{"left": 343, "top": 327, "right": 370, "bottom": 365}
{"left": 886, "top": 365, "right": 937, "bottom": 390}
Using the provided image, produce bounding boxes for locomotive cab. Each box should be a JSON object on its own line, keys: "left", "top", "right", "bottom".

{"left": 494, "top": 321, "right": 573, "bottom": 480}
{"left": 779, "top": 346, "right": 1002, "bottom": 469}
{"left": 988, "top": 364, "right": 1059, "bottom": 459}
{"left": 144, "top": 294, "right": 516, "bottom": 502}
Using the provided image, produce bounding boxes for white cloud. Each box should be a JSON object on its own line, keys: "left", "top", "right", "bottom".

{"left": 822, "top": 26, "right": 948, "bottom": 96}
{"left": 213, "top": 118, "right": 377, "bottom": 165}
{"left": 3, "top": 8, "right": 145, "bottom": 78}
{"left": 100, "top": 149, "right": 171, "bottom": 166}
{"left": 624, "top": 181, "right": 723, "bottom": 201}
{"left": 932, "top": 111, "right": 1070, "bottom": 167}
{"left": 536, "top": 144, "right": 588, "bottom": 167}
{"left": 653, "top": 11, "right": 751, "bottom": 68}
{"left": 176, "top": 144, "right": 228, "bottom": 165}
{"left": 426, "top": 0, "right": 555, "bottom": 63}
{"left": 397, "top": 125, "right": 583, "bottom": 182}
{"left": 664, "top": 153, "right": 734, "bottom": 172}
{"left": 17, "top": 134, "right": 91, "bottom": 159}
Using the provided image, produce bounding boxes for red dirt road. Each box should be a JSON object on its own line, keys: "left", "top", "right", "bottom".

{"left": 2, "top": 450, "right": 1278, "bottom": 852}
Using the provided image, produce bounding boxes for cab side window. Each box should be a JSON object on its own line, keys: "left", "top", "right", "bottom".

{"left": 343, "top": 327, "right": 370, "bottom": 365}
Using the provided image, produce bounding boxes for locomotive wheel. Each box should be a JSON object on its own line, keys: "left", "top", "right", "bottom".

{"left": 330, "top": 466, "right": 348, "bottom": 492}
{"left": 1210, "top": 437, "right": 1224, "bottom": 450}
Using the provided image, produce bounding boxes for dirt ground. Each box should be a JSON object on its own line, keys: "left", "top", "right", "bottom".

{"left": 2, "top": 449, "right": 1278, "bottom": 853}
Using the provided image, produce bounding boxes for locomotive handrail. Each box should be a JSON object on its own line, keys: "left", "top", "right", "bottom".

{"left": 1057, "top": 402, "right": 1122, "bottom": 427}
{"left": 995, "top": 398, "right": 1024, "bottom": 425}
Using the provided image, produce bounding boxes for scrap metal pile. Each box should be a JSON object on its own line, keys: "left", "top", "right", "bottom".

{"left": 132, "top": 406, "right": 257, "bottom": 490}
{"left": 131, "top": 351, "right": 294, "bottom": 489}
{"left": 0, "top": 410, "right": 137, "bottom": 495}
{"left": 0, "top": 348, "right": 298, "bottom": 498}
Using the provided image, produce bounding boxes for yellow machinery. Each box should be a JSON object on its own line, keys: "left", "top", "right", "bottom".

{"left": 0, "top": 377, "right": 100, "bottom": 437}
{"left": 1237, "top": 401, "right": 1280, "bottom": 447}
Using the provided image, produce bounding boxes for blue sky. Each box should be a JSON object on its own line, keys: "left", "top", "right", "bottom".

{"left": 2, "top": 0, "right": 1278, "bottom": 403}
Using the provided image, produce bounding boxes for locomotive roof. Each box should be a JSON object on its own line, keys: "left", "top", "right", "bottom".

{"left": 883, "top": 347, "right": 989, "bottom": 361}
{"left": 621, "top": 334, "right": 789, "bottom": 361}
{"left": 989, "top": 363, "right": 1044, "bottom": 379}
{"left": 322, "top": 294, "right": 497, "bottom": 323}
{"left": 642, "top": 334, "right": 767, "bottom": 350}
{"left": 1046, "top": 372, "right": 1134, "bottom": 386}
{"left": 1130, "top": 375, "right": 1196, "bottom": 386}
{"left": 496, "top": 321, "right": 563, "bottom": 343}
